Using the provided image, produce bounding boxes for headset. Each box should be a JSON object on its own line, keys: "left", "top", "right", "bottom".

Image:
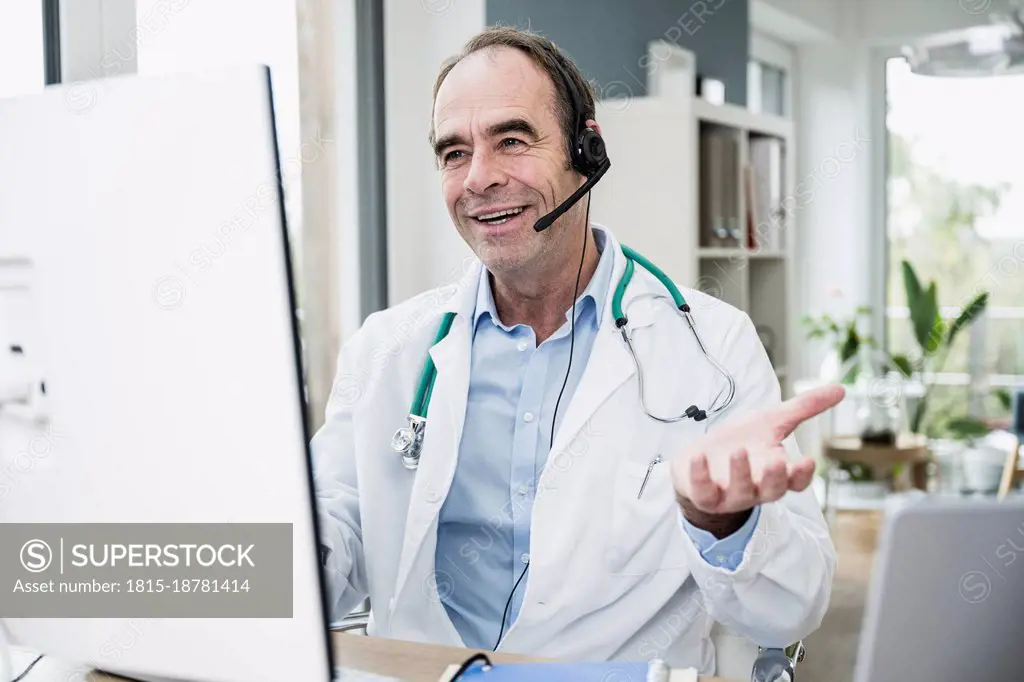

{"left": 532, "top": 53, "right": 611, "bottom": 232}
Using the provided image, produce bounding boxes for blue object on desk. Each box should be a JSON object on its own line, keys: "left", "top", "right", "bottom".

{"left": 450, "top": 654, "right": 669, "bottom": 682}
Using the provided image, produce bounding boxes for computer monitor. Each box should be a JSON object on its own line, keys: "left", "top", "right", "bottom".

{"left": 853, "top": 497, "right": 1024, "bottom": 682}
{"left": 0, "top": 66, "right": 333, "bottom": 681}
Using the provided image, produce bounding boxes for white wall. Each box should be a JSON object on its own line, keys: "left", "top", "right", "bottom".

{"left": 791, "top": 37, "right": 876, "bottom": 378}
{"left": 383, "top": 0, "right": 486, "bottom": 307}
{"left": 751, "top": 0, "right": 840, "bottom": 42}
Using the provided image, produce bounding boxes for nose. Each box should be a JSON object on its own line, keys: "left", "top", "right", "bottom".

{"left": 463, "top": 147, "right": 507, "bottom": 195}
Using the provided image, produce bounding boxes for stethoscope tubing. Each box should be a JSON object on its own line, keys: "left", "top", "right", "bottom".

{"left": 392, "top": 245, "right": 738, "bottom": 468}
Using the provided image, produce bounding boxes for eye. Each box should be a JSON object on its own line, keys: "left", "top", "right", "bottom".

{"left": 500, "top": 138, "right": 523, "bottom": 149}
{"left": 442, "top": 150, "right": 465, "bottom": 165}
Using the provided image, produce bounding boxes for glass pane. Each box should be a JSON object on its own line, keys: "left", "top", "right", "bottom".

{"left": 922, "top": 383, "right": 975, "bottom": 437}
{"left": 0, "top": 1, "right": 45, "bottom": 99}
{"left": 133, "top": 0, "right": 302, "bottom": 242}
{"left": 759, "top": 62, "right": 785, "bottom": 117}
{"left": 986, "top": 316, "right": 1024, "bottom": 377}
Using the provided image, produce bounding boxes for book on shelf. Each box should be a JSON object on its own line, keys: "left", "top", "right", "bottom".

{"left": 745, "top": 137, "right": 785, "bottom": 253}
{"left": 699, "top": 128, "right": 740, "bottom": 249}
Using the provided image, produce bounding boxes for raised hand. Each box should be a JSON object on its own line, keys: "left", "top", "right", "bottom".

{"left": 671, "top": 384, "right": 845, "bottom": 519}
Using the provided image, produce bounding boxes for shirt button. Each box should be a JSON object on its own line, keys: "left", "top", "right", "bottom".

{"left": 521, "top": 553, "right": 530, "bottom": 564}
{"left": 517, "top": 340, "right": 529, "bottom": 351}
{"left": 518, "top": 484, "right": 528, "bottom": 495}
{"left": 523, "top": 412, "right": 534, "bottom": 423}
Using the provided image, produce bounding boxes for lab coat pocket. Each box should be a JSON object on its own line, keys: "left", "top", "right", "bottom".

{"left": 606, "top": 456, "right": 690, "bottom": 576}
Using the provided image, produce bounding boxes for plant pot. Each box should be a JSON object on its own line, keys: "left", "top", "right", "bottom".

{"left": 961, "top": 445, "right": 1006, "bottom": 494}
{"left": 928, "top": 438, "right": 967, "bottom": 494}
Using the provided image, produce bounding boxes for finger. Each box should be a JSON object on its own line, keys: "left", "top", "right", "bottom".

{"left": 689, "top": 452, "right": 724, "bottom": 510}
{"left": 728, "top": 448, "right": 756, "bottom": 503}
{"left": 787, "top": 457, "right": 817, "bottom": 492}
{"left": 758, "top": 455, "right": 789, "bottom": 502}
{"left": 769, "top": 384, "right": 846, "bottom": 440}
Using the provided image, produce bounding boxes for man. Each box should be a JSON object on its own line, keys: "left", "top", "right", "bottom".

{"left": 311, "top": 26, "right": 840, "bottom": 672}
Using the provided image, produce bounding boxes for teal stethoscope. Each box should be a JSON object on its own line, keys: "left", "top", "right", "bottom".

{"left": 390, "top": 244, "right": 738, "bottom": 470}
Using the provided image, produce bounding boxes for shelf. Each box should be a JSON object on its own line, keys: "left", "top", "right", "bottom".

{"left": 697, "top": 248, "right": 786, "bottom": 260}
{"left": 693, "top": 98, "right": 793, "bottom": 138}
{"left": 698, "top": 247, "right": 746, "bottom": 258}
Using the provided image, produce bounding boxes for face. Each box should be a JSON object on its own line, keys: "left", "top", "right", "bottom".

{"left": 431, "top": 47, "right": 586, "bottom": 275}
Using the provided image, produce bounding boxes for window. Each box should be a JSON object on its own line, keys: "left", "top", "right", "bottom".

{"left": 133, "top": 0, "right": 303, "bottom": 249}
{"left": 748, "top": 61, "right": 787, "bottom": 116}
{"left": 748, "top": 31, "right": 794, "bottom": 117}
{"left": 884, "top": 56, "right": 1024, "bottom": 435}
{"left": 0, "top": 1, "right": 46, "bottom": 99}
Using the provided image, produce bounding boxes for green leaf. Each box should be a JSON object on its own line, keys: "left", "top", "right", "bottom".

{"left": 946, "top": 417, "right": 991, "bottom": 439}
{"left": 923, "top": 283, "right": 944, "bottom": 354}
{"left": 902, "top": 261, "right": 940, "bottom": 355}
{"left": 946, "top": 292, "right": 988, "bottom": 347}
{"left": 839, "top": 328, "right": 860, "bottom": 362}
{"left": 890, "top": 354, "right": 914, "bottom": 377}
{"left": 994, "top": 387, "right": 1012, "bottom": 411}
{"left": 901, "top": 260, "right": 924, "bottom": 307}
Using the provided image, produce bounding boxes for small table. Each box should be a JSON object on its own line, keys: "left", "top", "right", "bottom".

{"left": 822, "top": 433, "right": 931, "bottom": 515}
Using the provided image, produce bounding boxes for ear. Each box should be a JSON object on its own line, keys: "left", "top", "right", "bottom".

{"left": 585, "top": 119, "right": 603, "bottom": 137}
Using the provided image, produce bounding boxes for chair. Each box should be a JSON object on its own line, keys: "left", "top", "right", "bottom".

{"left": 334, "top": 608, "right": 804, "bottom": 681}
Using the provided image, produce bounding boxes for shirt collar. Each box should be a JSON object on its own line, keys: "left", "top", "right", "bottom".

{"left": 473, "top": 224, "right": 615, "bottom": 332}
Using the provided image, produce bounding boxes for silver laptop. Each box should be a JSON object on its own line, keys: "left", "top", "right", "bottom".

{"left": 854, "top": 497, "right": 1024, "bottom": 682}
{"left": 0, "top": 66, "right": 333, "bottom": 681}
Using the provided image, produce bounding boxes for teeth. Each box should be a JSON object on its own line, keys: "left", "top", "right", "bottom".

{"left": 478, "top": 207, "right": 524, "bottom": 221}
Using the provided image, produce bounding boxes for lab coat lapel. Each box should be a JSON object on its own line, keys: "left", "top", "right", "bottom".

{"left": 392, "top": 262, "right": 478, "bottom": 616}
{"left": 545, "top": 239, "right": 657, "bottom": 465}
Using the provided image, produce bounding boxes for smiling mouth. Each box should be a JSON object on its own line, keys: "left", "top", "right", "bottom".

{"left": 472, "top": 206, "right": 526, "bottom": 226}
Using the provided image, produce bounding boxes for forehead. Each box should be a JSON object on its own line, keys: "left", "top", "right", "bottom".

{"left": 433, "top": 47, "right": 558, "bottom": 136}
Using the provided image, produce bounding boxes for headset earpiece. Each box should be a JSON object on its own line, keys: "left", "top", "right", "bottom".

{"left": 573, "top": 125, "right": 607, "bottom": 178}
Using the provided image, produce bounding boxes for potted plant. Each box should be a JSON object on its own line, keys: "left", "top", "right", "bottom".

{"left": 801, "top": 305, "right": 892, "bottom": 493}
{"left": 800, "top": 305, "right": 878, "bottom": 385}
{"left": 886, "top": 260, "right": 991, "bottom": 493}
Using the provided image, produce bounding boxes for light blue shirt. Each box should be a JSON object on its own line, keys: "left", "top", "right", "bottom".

{"left": 434, "top": 226, "right": 758, "bottom": 650}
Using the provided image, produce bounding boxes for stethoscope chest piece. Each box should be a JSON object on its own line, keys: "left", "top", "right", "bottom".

{"left": 392, "top": 414, "right": 426, "bottom": 470}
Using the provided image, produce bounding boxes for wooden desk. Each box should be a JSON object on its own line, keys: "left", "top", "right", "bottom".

{"left": 86, "top": 632, "right": 730, "bottom": 681}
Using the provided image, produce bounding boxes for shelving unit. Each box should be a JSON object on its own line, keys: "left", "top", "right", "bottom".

{"left": 591, "top": 41, "right": 796, "bottom": 396}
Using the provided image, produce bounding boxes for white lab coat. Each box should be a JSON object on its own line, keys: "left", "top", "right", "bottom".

{"left": 310, "top": 226, "right": 835, "bottom": 673}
